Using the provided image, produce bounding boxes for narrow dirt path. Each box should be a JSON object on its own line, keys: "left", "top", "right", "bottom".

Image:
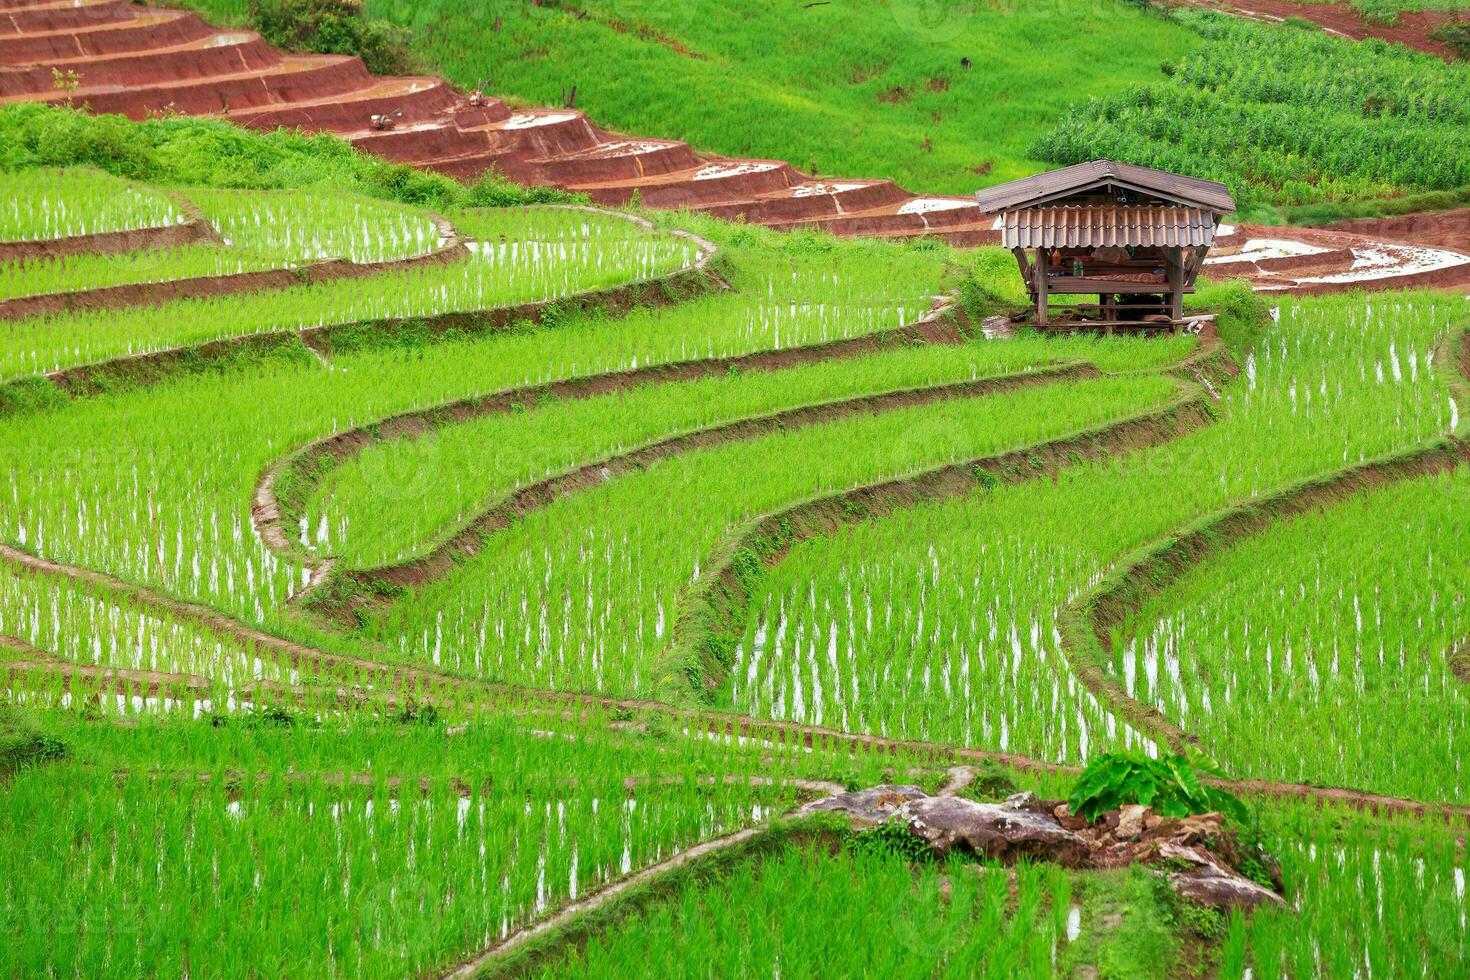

{"left": 6, "top": 534, "right": 1469, "bottom": 824}
{"left": 1177, "top": 0, "right": 1460, "bottom": 59}
{"left": 93, "top": 767, "right": 846, "bottom": 803}
{"left": 0, "top": 635, "right": 57, "bottom": 663}
{"left": 4, "top": 660, "right": 212, "bottom": 696}
{"left": 311, "top": 359, "right": 1091, "bottom": 624}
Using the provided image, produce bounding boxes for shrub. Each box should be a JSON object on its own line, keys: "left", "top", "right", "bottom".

{"left": 1068, "top": 751, "right": 1247, "bottom": 823}
{"left": 1431, "top": 22, "right": 1470, "bottom": 59}
{"left": 845, "top": 819, "right": 933, "bottom": 864}
{"left": 250, "top": 0, "right": 416, "bottom": 76}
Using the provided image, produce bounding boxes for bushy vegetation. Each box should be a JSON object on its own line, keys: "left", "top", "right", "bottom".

{"left": 0, "top": 104, "right": 579, "bottom": 210}
{"left": 1431, "top": 19, "right": 1470, "bottom": 57}
{"left": 250, "top": 0, "right": 417, "bottom": 75}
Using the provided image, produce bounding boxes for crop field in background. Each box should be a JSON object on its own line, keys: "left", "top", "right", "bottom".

{"left": 4, "top": 66, "right": 1470, "bottom": 976}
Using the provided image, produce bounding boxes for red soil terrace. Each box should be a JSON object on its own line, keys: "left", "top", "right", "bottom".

{"left": 0, "top": 0, "right": 998, "bottom": 245}
{"left": 3, "top": 0, "right": 1468, "bottom": 292}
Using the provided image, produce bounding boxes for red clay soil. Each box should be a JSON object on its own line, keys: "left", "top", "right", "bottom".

{"left": 1212, "top": 222, "right": 1470, "bottom": 294}
{"left": 0, "top": 217, "right": 217, "bottom": 262}
{"left": 1326, "top": 208, "right": 1470, "bottom": 253}
{"left": 1182, "top": 0, "right": 1461, "bottom": 59}
{"left": 0, "top": 0, "right": 993, "bottom": 245}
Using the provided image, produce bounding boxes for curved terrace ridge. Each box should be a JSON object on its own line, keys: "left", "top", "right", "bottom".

{"left": 662, "top": 341, "right": 1232, "bottom": 703}
{"left": 0, "top": 207, "right": 717, "bottom": 409}
{"left": 1057, "top": 326, "right": 1470, "bottom": 758}
{"left": 250, "top": 297, "right": 966, "bottom": 597}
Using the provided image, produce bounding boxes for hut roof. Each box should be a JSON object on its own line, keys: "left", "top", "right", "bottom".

{"left": 1000, "top": 205, "right": 1218, "bottom": 249}
{"left": 976, "top": 160, "right": 1236, "bottom": 216}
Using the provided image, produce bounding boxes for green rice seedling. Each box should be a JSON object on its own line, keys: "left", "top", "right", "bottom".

{"left": 516, "top": 839, "right": 1069, "bottom": 978}
{"left": 1226, "top": 800, "right": 1469, "bottom": 978}
{"left": 187, "top": 186, "right": 444, "bottom": 264}
{"left": 734, "top": 292, "right": 1461, "bottom": 761}
{"left": 0, "top": 245, "right": 285, "bottom": 302}
{"left": 0, "top": 239, "right": 946, "bottom": 648}
{"left": 450, "top": 206, "right": 658, "bottom": 244}
{"left": 1113, "top": 469, "right": 1470, "bottom": 803}
{"left": 0, "top": 206, "right": 698, "bottom": 380}
{"left": 0, "top": 560, "right": 298, "bottom": 711}
{"left": 0, "top": 168, "right": 183, "bottom": 241}
{"left": 0, "top": 712, "right": 810, "bottom": 978}
{"left": 305, "top": 334, "right": 1196, "bottom": 569}
{"left": 364, "top": 374, "right": 1180, "bottom": 694}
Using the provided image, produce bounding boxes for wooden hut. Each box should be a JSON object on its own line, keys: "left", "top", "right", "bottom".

{"left": 975, "top": 160, "right": 1235, "bottom": 331}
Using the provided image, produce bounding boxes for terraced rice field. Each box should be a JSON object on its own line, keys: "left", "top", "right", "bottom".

{"left": 3, "top": 157, "right": 1470, "bottom": 978}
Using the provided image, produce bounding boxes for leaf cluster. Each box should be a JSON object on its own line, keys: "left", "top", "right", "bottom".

{"left": 1068, "top": 751, "right": 1247, "bottom": 824}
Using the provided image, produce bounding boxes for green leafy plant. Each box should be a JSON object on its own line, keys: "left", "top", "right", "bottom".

{"left": 1068, "top": 751, "right": 1247, "bottom": 823}
{"left": 844, "top": 819, "right": 933, "bottom": 864}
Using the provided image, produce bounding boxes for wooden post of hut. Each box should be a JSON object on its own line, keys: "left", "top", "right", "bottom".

{"left": 975, "top": 160, "right": 1235, "bottom": 333}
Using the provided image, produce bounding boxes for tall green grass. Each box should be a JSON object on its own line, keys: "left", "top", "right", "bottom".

{"left": 0, "top": 168, "right": 182, "bottom": 241}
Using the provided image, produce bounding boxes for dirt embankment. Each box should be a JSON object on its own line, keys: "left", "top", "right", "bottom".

{"left": 1064, "top": 438, "right": 1470, "bottom": 755}
{"left": 1184, "top": 0, "right": 1461, "bottom": 59}
{"left": 253, "top": 300, "right": 969, "bottom": 599}
{"left": 315, "top": 357, "right": 1078, "bottom": 628}
{"left": 0, "top": 217, "right": 220, "bottom": 264}
{"left": 3, "top": 220, "right": 718, "bottom": 411}
{"left": 8, "top": 535, "right": 1470, "bottom": 827}
{"left": 1326, "top": 208, "right": 1470, "bottom": 254}
{"left": 0, "top": 212, "right": 468, "bottom": 321}
{"left": 667, "top": 373, "right": 1219, "bottom": 705}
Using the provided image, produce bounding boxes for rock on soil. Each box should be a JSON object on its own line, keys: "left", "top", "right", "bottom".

{"left": 899, "top": 795, "right": 1090, "bottom": 865}
{"left": 1158, "top": 841, "right": 1285, "bottom": 911}
{"left": 815, "top": 785, "right": 1283, "bottom": 912}
{"left": 799, "top": 784, "right": 928, "bottom": 826}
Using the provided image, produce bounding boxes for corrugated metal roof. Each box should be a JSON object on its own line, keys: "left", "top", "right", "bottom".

{"left": 976, "top": 160, "right": 1236, "bottom": 215}
{"left": 1001, "top": 205, "right": 1217, "bottom": 249}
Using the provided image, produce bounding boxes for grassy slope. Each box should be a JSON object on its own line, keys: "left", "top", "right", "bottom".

{"left": 176, "top": 0, "right": 1193, "bottom": 196}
